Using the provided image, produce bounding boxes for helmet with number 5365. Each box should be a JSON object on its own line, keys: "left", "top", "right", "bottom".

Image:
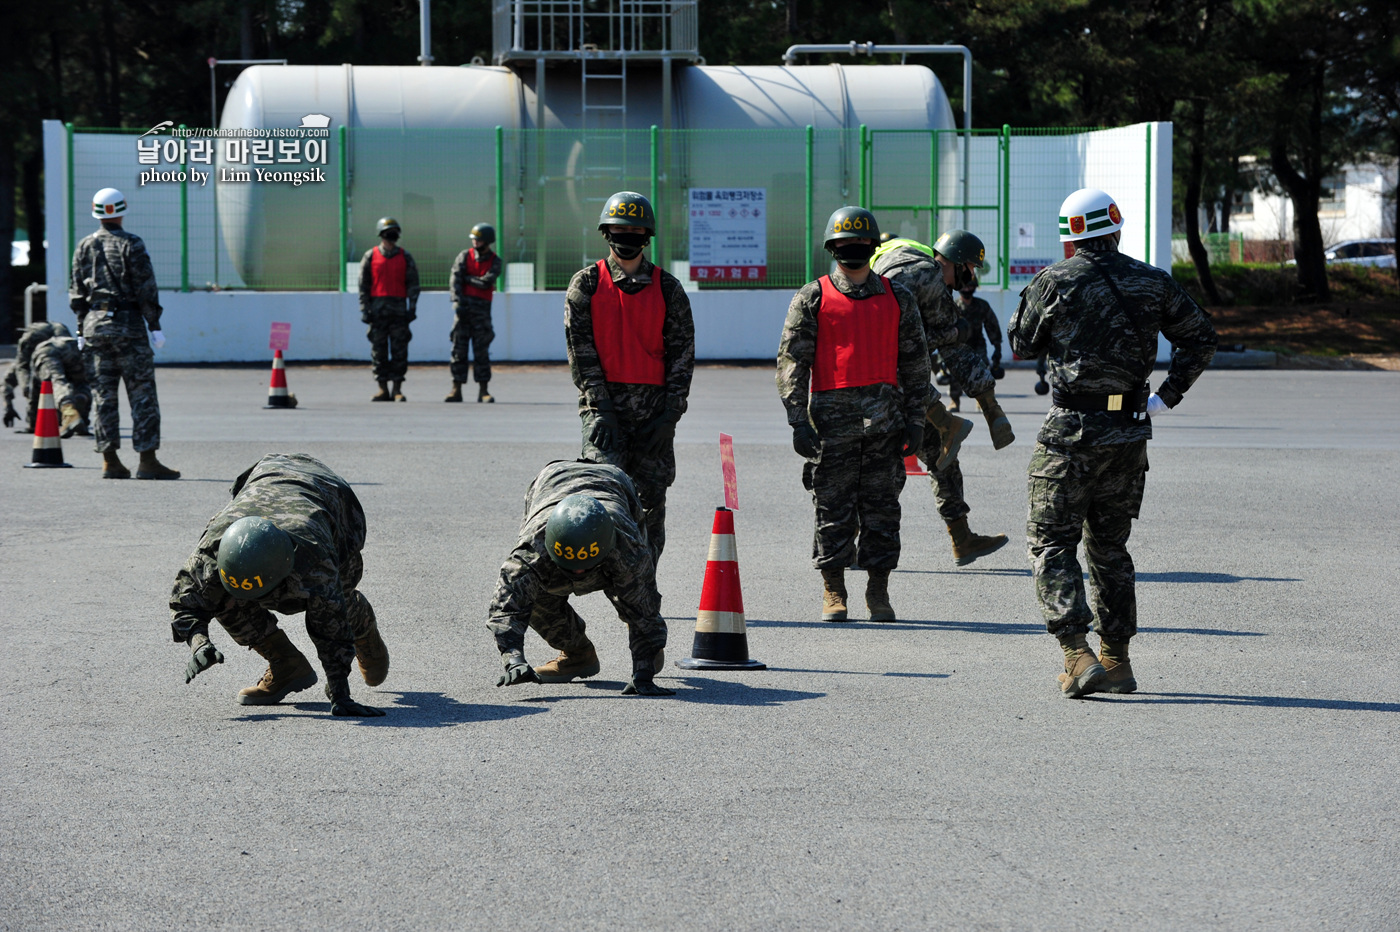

{"left": 544, "top": 494, "right": 616, "bottom": 571}
{"left": 217, "top": 516, "right": 296, "bottom": 599}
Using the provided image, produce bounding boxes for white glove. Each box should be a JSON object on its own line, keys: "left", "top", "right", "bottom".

{"left": 151, "top": 330, "right": 166, "bottom": 349}
{"left": 1146, "top": 393, "right": 1169, "bottom": 415}
{"left": 76, "top": 335, "right": 85, "bottom": 351}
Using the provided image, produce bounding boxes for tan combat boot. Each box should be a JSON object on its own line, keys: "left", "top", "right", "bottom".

{"left": 924, "top": 400, "right": 974, "bottom": 472}
{"left": 948, "top": 396, "right": 961, "bottom": 413}
{"left": 477, "top": 381, "right": 494, "bottom": 403}
{"left": 1056, "top": 633, "right": 1106, "bottom": 699}
{"left": 102, "top": 450, "right": 131, "bottom": 479}
{"left": 973, "top": 388, "right": 1015, "bottom": 450}
{"left": 59, "top": 403, "right": 85, "bottom": 438}
{"left": 355, "top": 625, "right": 391, "bottom": 687}
{"left": 865, "top": 569, "right": 896, "bottom": 622}
{"left": 946, "top": 517, "right": 1010, "bottom": 566}
{"left": 821, "top": 568, "right": 849, "bottom": 622}
{"left": 372, "top": 380, "right": 392, "bottom": 402}
{"left": 237, "top": 629, "right": 318, "bottom": 705}
{"left": 1099, "top": 639, "right": 1137, "bottom": 694}
{"left": 444, "top": 381, "right": 463, "bottom": 402}
{"left": 534, "top": 642, "right": 601, "bottom": 683}
{"left": 136, "top": 450, "right": 180, "bottom": 480}
{"left": 392, "top": 380, "right": 406, "bottom": 402}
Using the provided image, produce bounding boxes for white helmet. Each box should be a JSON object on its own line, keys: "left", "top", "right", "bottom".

{"left": 1058, "top": 188, "right": 1123, "bottom": 242}
{"left": 92, "top": 187, "right": 128, "bottom": 219}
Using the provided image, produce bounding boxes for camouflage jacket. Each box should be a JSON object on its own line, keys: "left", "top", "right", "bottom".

{"left": 69, "top": 226, "right": 162, "bottom": 333}
{"left": 31, "top": 336, "right": 86, "bottom": 386}
{"left": 953, "top": 293, "right": 1003, "bottom": 359}
{"left": 449, "top": 247, "right": 502, "bottom": 308}
{"left": 169, "top": 454, "right": 368, "bottom": 644}
{"left": 565, "top": 254, "right": 695, "bottom": 414}
{"left": 487, "top": 460, "right": 661, "bottom": 659}
{"left": 358, "top": 243, "right": 421, "bottom": 313}
{"left": 3, "top": 325, "right": 54, "bottom": 403}
{"left": 1009, "top": 238, "right": 1217, "bottom": 445}
{"left": 776, "top": 269, "right": 930, "bottom": 439}
{"left": 871, "top": 245, "right": 963, "bottom": 354}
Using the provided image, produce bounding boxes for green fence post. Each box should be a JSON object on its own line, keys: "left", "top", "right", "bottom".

{"left": 929, "top": 129, "right": 939, "bottom": 243}
{"left": 338, "top": 125, "right": 348, "bottom": 292}
{"left": 495, "top": 125, "right": 506, "bottom": 292}
{"left": 179, "top": 125, "right": 189, "bottom": 292}
{"left": 805, "top": 125, "right": 814, "bottom": 282}
{"left": 858, "top": 123, "right": 869, "bottom": 209}
{"left": 1144, "top": 123, "right": 1153, "bottom": 265}
{"left": 649, "top": 124, "right": 660, "bottom": 272}
{"left": 1001, "top": 124, "right": 1011, "bottom": 289}
{"left": 65, "top": 122, "right": 75, "bottom": 271}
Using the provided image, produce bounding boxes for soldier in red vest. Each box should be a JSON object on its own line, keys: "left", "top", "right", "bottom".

{"left": 777, "top": 206, "right": 931, "bottom": 623}
{"left": 564, "top": 191, "right": 695, "bottom": 565}
{"left": 357, "top": 217, "right": 420, "bottom": 401}
{"left": 447, "top": 222, "right": 503, "bottom": 403}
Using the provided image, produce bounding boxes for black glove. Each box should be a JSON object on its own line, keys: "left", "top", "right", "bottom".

{"left": 792, "top": 422, "right": 819, "bottom": 459}
{"left": 325, "top": 682, "right": 387, "bottom": 717}
{"left": 637, "top": 409, "right": 681, "bottom": 458}
{"left": 360, "top": 308, "right": 372, "bottom": 325}
{"left": 496, "top": 663, "right": 539, "bottom": 687}
{"left": 407, "top": 307, "right": 417, "bottom": 323}
{"left": 902, "top": 421, "right": 925, "bottom": 457}
{"left": 991, "top": 360, "right": 1005, "bottom": 380}
{"left": 622, "top": 677, "right": 675, "bottom": 696}
{"left": 2, "top": 402, "right": 17, "bottom": 429}
{"left": 954, "top": 318, "right": 972, "bottom": 344}
{"left": 587, "top": 400, "right": 621, "bottom": 453}
{"left": 1034, "top": 378, "right": 1050, "bottom": 396}
{"left": 184, "top": 636, "right": 225, "bottom": 684}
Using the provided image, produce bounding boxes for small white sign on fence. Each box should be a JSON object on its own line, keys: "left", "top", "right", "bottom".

{"left": 688, "top": 188, "right": 767, "bottom": 283}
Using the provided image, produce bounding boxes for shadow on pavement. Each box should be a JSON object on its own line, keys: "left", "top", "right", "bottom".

{"left": 1106, "top": 692, "right": 1400, "bottom": 712}
{"left": 234, "top": 691, "right": 548, "bottom": 726}
{"left": 517, "top": 677, "right": 825, "bottom": 706}
{"left": 763, "top": 666, "right": 949, "bottom": 679}
{"left": 1139, "top": 626, "right": 1266, "bottom": 637}
{"left": 895, "top": 567, "right": 1032, "bottom": 577}
{"left": 747, "top": 617, "right": 1042, "bottom": 635}
{"left": 1138, "top": 571, "right": 1301, "bottom": 583}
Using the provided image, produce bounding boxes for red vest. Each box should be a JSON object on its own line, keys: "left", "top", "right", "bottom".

{"left": 462, "top": 248, "right": 495, "bottom": 301}
{"left": 591, "top": 260, "right": 665, "bottom": 385}
{"left": 811, "top": 274, "right": 901, "bottom": 392}
{"left": 370, "top": 248, "right": 407, "bottom": 298}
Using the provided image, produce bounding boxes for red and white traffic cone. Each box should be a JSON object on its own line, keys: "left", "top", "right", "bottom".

{"left": 24, "top": 380, "right": 71, "bottom": 469}
{"left": 904, "top": 454, "right": 928, "bottom": 477}
{"left": 676, "top": 507, "right": 765, "bottom": 671}
{"left": 263, "top": 350, "right": 297, "bottom": 409}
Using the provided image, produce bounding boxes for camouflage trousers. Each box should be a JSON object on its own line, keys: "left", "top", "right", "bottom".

{"left": 86, "top": 337, "right": 161, "bottom": 452}
{"left": 212, "top": 554, "right": 376, "bottom": 682}
{"left": 449, "top": 300, "right": 494, "bottom": 384}
{"left": 915, "top": 420, "right": 969, "bottom": 523}
{"left": 803, "top": 430, "right": 906, "bottom": 571}
{"left": 1026, "top": 440, "right": 1148, "bottom": 642}
{"left": 27, "top": 362, "right": 91, "bottom": 433}
{"left": 523, "top": 588, "right": 667, "bottom": 678}
{"left": 941, "top": 343, "right": 994, "bottom": 399}
{"left": 580, "top": 384, "right": 675, "bottom": 563}
{"left": 366, "top": 302, "right": 413, "bottom": 382}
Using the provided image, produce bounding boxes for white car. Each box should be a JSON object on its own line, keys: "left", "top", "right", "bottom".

{"left": 1324, "top": 239, "right": 1396, "bottom": 268}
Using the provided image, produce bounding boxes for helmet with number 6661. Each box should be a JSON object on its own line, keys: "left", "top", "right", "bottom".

{"left": 217, "top": 516, "right": 295, "bottom": 599}
{"left": 544, "top": 495, "right": 616, "bottom": 571}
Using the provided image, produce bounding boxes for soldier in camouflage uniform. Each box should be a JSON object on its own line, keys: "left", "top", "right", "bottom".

{"left": 358, "top": 217, "right": 420, "bottom": 402}
{"left": 171, "top": 453, "right": 390, "bottom": 717}
{"left": 69, "top": 188, "right": 178, "bottom": 480}
{"left": 446, "top": 222, "right": 503, "bottom": 403}
{"left": 946, "top": 278, "right": 1005, "bottom": 411}
{"left": 26, "top": 323, "right": 91, "bottom": 438}
{"left": 3, "top": 321, "right": 55, "bottom": 432}
{"left": 871, "top": 236, "right": 1010, "bottom": 566}
{"left": 488, "top": 459, "right": 673, "bottom": 696}
{"left": 778, "top": 207, "right": 930, "bottom": 622}
{"left": 1009, "top": 187, "right": 1216, "bottom": 699}
{"left": 566, "top": 191, "right": 694, "bottom": 566}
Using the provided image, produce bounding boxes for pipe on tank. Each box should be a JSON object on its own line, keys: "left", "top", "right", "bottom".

{"left": 419, "top": 0, "right": 433, "bottom": 65}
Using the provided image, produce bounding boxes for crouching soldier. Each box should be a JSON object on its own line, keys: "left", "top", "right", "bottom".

{"left": 488, "top": 459, "right": 672, "bottom": 696}
{"left": 170, "top": 453, "right": 391, "bottom": 717}
{"left": 27, "top": 323, "right": 92, "bottom": 438}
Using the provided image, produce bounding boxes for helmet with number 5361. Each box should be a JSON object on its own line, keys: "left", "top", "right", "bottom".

{"left": 217, "top": 516, "right": 296, "bottom": 599}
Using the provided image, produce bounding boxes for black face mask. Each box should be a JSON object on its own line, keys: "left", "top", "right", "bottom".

{"left": 605, "top": 230, "right": 650, "bottom": 260}
{"left": 381, "top": 231, "right": 400, "bottom": 243}
{"left": 830, "top": 241, "right": 875, "bottom": 269}
{"left": 951, "top": 262, "right": 977, "bottom": 290}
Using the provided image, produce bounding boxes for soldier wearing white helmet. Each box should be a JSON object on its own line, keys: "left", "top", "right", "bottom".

{"left": 69, "top": 187, "right": 178, "bottom": 479}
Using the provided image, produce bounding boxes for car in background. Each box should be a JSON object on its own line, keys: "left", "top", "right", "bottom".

{"left": 1324, "top": 239, "right": 1396, "bottom": 268}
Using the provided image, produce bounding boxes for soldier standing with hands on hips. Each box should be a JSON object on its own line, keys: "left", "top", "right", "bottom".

{"left": 358, "top": 217, "right": 419, "bottom": 402}
{"left": 69, "top": 187, "right": 178, "bottom": 480}
{"left": 1009, "top": 188, "right": 1216, "bottom": 699}
{"left": 777, "top": 206, "right": 930, "bottom": 623}
{"left": 447, "top": 222, "right": 503, "bottom": 403}
{"left": 565, "top": 191, "right": 695, "bottom": 566}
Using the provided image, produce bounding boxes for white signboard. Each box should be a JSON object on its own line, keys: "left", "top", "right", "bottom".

{"left": 688, "top": 188, "right": 767, "bottom": 282}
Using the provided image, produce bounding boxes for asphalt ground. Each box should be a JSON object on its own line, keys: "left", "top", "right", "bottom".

{"left": 2, "top": 362, "right": 1398, "bottom": 931}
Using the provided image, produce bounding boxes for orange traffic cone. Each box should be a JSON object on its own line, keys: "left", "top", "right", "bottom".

{"left": 24, "top": 380, "right": 71, "bottom": 469}
{"left": 904, "top": 454, "right": 928, "bottom": 477}
{"left": 263, "top": 350, "right": 297, "bottom": 409}
{"left": 676, "top": 507, "right": 765, "bottom": 671}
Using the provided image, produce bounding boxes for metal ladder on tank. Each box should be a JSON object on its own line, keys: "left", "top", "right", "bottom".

{"left": 579, "top": 47, "right": 629, "bottom": 265}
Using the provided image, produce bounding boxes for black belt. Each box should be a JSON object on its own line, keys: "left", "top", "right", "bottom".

{"left": 1052, "top": 384, "right": 1149, "bottom": 417}
{"left": 89, "top": 300, "right": 138, "bottom": 313}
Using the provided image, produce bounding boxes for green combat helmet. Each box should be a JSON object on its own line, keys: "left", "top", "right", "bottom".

{"left": 217, "top": 516, "right": 296, "bottom": 599}
{"left": 933, "top": 229, "right": 990, "bottom": 274}
{"left": 545, "top": 494, "right": 617, "bottom": 572}
{"left": 823, "top": 206, "right": 880, "bottom": 269}
{"left": 598, "top": 192, "right": 655, "bottom": 260}
{"left": 470, "top": 222, "right": 496, "bottom": 246}
{"left": 376, "top": 217, "right": 402, "bottom": 237}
